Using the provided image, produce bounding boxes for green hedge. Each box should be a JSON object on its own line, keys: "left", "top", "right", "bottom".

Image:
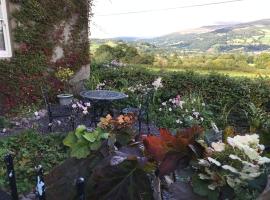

{"left": 88, "top": 65, "right": 270, "bottom": 128}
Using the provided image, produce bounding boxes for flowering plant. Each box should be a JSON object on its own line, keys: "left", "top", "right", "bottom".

{"left": 55, "top": 67, "right": 74, "bottom": 92}
{"left": 193, "top": 133, "right": 270, "bottom": 199}
{"left": 98, "top": 114, "right": 137, "bottom": 147}
{"left": 155, "top": 94, "right": 213, "bottom": 129}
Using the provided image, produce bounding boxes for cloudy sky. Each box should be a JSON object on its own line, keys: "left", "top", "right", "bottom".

{"left": 91, "top": 0, "right": 270, "bottom": 38}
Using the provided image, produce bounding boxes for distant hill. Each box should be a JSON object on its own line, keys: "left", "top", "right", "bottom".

{"left": 92, "top": 19, "right": 270, "bottom": 53}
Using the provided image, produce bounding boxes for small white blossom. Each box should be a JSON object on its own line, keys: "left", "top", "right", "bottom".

{"left": 222, "top": 165, "right": 238, "bottom": 173}
{"left": 72, "top": 104, "right": 77, "bottom": 109}
{"left": 211, "top": 122, "right": 219, "bottom": 133}
{"left": 198, "top": 159, "right": 210, "bottom": 167}
{"left": 34, "top": 111, "right": 39, "bottom": 117}
{"left": 211, "top": 142, "right": 225, "bottom": 152}
{"left": 229, "top": 154, "right": 242, "bottom": 161}
{"left": 159, "top": 108, "right": 162, "bottom": 111}
{"left": 200, "top": 117, "right": 204, "bottom": 122}
{"left": 188, "top": 116, "right": 193, "bottom": 120}
{"left": 193, "top": 112, "right": 200, "bottom": 118}
{"left": 202, "top": 103, "right": 206, "bottom": 106}
{"left": 83, "top": 110, "right": 88, "bottom": 115}
{"left": 2, "top": 128, "right": 7, "bottom": 133}
{"left": 85, "top": 102, "right": 91, "bottom": 107}
{"left": 57, "top": 120, "right": 61, "bottom": 125}
{"left": 258, "top": 156, "right": 270, "bottom": 165}
{"left": 168, "top": 108, "right": 172, "bottom": 112}
{"left": 176, "top": 119, "right": 183, "bottom": 124}
{"left": 152, "top": 77, "right": 163, "bottom": 90}
{"left": 162, "top": 102, "right": 167, "bottom": 106}
{"left": 207, "top": 157, "right": 221, "bottom": 166}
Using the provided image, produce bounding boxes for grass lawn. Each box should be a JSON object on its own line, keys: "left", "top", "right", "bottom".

{"left": 148, "top": 66, "right": 270, "bottom": 78}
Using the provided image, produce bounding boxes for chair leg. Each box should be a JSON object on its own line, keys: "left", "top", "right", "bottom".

{"left": 48, "top": 117, "right": 53, "bottom": 132}
{"left": 71, "top": 115, "right": 75, "bottom": 131}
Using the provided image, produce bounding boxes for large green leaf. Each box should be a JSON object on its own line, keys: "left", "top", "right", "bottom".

{"left": 70, "top": 141, "right": 90, "bottom": 159}
{"left": 83, "top": 133, "right": 96, "bottom": 142}
{"left": 87, "top": 160, "right": 153, "bottom": 200}
{"left": 63, "top": 132, "right": 77, "bottom": 147}
{"left": 90, "top": 141, "right": 102, "bottom": 151}
{"left": 75, "top": 125, "right": 87, "bottom": 139}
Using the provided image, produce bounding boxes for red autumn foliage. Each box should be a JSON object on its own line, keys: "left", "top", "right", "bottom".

{"left": 143, "top": 126, "right": 205, "bottom": 176}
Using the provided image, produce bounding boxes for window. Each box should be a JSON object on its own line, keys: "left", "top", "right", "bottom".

{"left": 0, "top": 0, "right": 12, "bottom": 58}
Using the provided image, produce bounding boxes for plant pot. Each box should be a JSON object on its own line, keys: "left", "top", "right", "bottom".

{"left": 57, "top": 94, "right": 74, "bottom": 106}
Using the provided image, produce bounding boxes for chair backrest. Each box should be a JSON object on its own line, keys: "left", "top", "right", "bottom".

{"left": 41, "top": 87, "right": 52, "bottom": 113}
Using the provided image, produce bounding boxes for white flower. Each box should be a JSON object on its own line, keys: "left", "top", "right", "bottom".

{"left": 188, "top": 116, "right": 193, "bottom": 120}
{"left": 159, "top": 108, "right": 162, "bottom": 111}
{"left": 211, "top": 122, "right": 219, "bottom": 133}
{"left": 169, "top": 99, "right": 172, "bottom": 102}
{"left": 178, "top": 101, "right": 185, "bottom": 109}
{"left": 258, "top": 144, "right": 265, "bottom": 151}
{"left": 208, "top": 183, "right": 217, "bottom": 190}
{"left": 211, "top": 142, "right": 225, "bottom": 152}
{"left": 222, "top": 165, "right": 238, "bottom": 173}
{"left": 200, "top": 117, "right": 204, "bottom": 122}
{"left": 82, "top": 106, "right": 88, "bottom": 111}
{"left": 152, "top": 77, "right": 163, "bottom": 90}
{"left": 162, "top": 102, "right": 166, "bottom": 106}
{"left": 229, "top": 154, "right": 242, "bottom": 161}
{"left": 193, "top": 112, "right": 200, "bottom": 118}
{"left": 83, "top": 110, "right": 88, "bottom": 115}
{"left": 258, "top": 156, "right": 270, "bottom": 165}
{"left": 168, "top": 108, "right": 172, "bottom": 112}
{"left": 176, "top": 119, "right": 183, "bottom": 124}
{"left": 2, "top": 128, "right": 7, "bottom": 133}
{"left": 198, "top": 159, "right": 210, "bottom": 167}
{"left": 202, "top": 103, "right": 206, "bottom": 107}
{"left": 85, "top": 102, "right": 91, "bottom": 107}
{"left": 185, "top": 109, "right": 188, "bottom": 113}
{"left": 34, "top": 111, "right": 39, "bottom": 117}
{"left": 207, "top": 157, "right": 221, "bottom": 166}
{"left": 198, "top": 173, "right": 211, "bottom": 180}
{"left": 57, "top": 120, "right": 61, "bottom": 125}
{"left": 48, "top": 123, "right": 53, "bottom": 127}
{"left": 72, "top": 104, "right": 77, "bottom": 109}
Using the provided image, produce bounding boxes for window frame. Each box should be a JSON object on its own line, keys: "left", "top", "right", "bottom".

{"left": 0, "top": 0, "right": 12, "bottom": 58}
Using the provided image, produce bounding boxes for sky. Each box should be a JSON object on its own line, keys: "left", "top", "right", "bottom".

{"left": 90, "top": 0, "right": 270, "bottom": 39}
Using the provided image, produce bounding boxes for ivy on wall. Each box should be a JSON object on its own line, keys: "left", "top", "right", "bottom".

{"left": 0, "top": 0, "right": 92, "bottom": 113}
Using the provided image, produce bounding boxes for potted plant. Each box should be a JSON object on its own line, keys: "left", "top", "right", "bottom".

{"left": 55, "top": 67, "right": 75, "bottom": 105}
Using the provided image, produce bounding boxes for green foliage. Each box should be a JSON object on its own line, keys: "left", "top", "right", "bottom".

{"left": 0, "top": 0, "right": 91, "bottom": 113}
{"left": 89, "top": 66, "right": 270, "bottom": 130}
{"left": 63, "top": 125, "right": 109, "bottom": 159}
{"left": 0, "top": 130, "right": 68, "bottom": 193}
{"left": 93, "top": 43, "right": 154, "bottom": 65}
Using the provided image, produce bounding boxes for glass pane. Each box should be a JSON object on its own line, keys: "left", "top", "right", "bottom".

{"left": 0, "top": 21, "right": 5, "bottom": 50}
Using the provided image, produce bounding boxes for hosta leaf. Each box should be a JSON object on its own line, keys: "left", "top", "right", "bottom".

{"left": 70, "top": 141, "right": 90, "bottom": 159}
{"left": 83, "top": 133, "right": 96, "bottom": 142}
{"left": 87, "top": 161, "right": 153, "bottom": 200}
{"left": 63, "top": 132, "right": 77, "bottom": 147}
{"left": 90, "top": 141, "right": 102, "bottom": 151}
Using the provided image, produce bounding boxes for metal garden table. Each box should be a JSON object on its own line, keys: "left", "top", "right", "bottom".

{"left": 80, "top": 90, "right": 128, "bottom": 125}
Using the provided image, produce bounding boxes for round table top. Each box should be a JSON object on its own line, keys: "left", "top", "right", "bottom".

{"left": 80, "top": 90, "right": 128, "bottom": 101}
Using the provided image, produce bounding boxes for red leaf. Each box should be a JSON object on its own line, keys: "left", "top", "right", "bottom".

{"left": 159, "top": 152, "right": 189, "bottom": 176}
{"left": 143, "top": 136, "right": 167, "bottom": 162}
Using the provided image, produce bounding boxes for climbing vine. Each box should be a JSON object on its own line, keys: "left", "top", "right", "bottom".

{"left": 0, "top": 0, "right": 92, "bottom": 113}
